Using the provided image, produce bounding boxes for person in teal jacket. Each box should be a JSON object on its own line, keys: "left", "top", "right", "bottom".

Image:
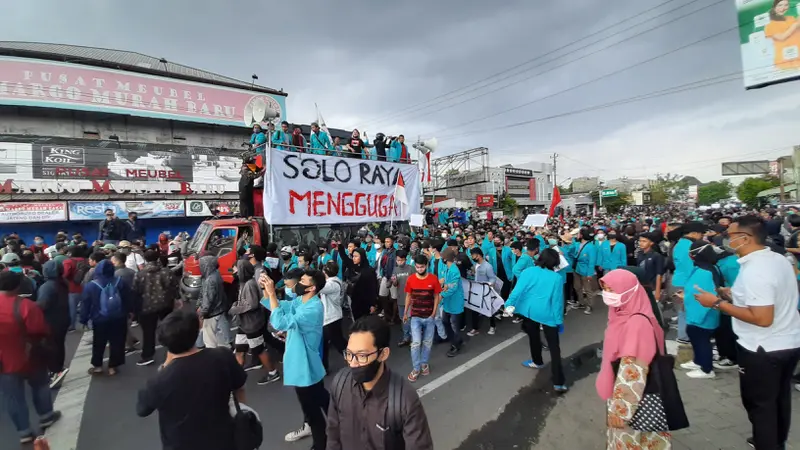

{"left": 440, "top": 248, "right": 464, "bottom": 357}
{"left": 308, "top": 122, "right": 331, "bottom": 155}
{"left": 599, "top": 231, "right": 627, "bottom": 272}
{"left": 510, "top": 241, "right": 534, "bottom": 282}
{"left": 505, "top": 249, "right": 567, "bottom": 392}
{"left": 501, "top": 243, "right": 517, "bottom": 282}
{"left": 715, "top": 252, "right": 739, "bottom": 287}
{"left": 387, "top": 135, "right": 409, "bottom": 163}
{"left": 249, "top": 124, "right": 267, "bottom": 154}
{"left": 315, "top": 244, "right": 332, "bottom": 269}
{"left": 672, "top": 222, "right": 707, "bottom": 343}
{"left": 713, "top": 248, "right": 740, "bottom": 369}
{"left": 683, "top": 241, "right": 722, "bottom": 378}
{"left": 272, "top": 121, "right": 292, "bottom": 151}
{"left": 481, "top": 235, "right": 498, "bottom": 273}
{"left": 570, "top": 229, "right": 599, "bottom": 314}
{"left": 261, "top": 270, "right": 328, "bottom": 450}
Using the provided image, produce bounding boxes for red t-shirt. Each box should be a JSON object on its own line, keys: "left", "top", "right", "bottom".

{"left": 404, "top": 273, "right": 442, "bottom": 318}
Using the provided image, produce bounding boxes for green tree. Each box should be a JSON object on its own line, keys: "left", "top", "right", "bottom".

{"left": 652, "top": 173, "right": 689, "bottom": 203}
{"left": 736, "top": 176, "right": 780, "bottom": 208}
{"left": 499, "top": 194, "right": 518, "bottom": 217}
{"left": 697, "top": 180, "right": 732, "bottom": 205}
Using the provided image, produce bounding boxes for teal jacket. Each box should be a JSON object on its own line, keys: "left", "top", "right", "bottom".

{"left": 440, "top": 263, "right": 464, "bottom": 314}
{"left": 716, "top": 254, "right": 740, "bottom": 287}
{"left": 271, "top": 130, "right": 291, "bottom": 151}
{"left": 560, "top": 244, "right": 575, "bottom": 274}
{"left": 501, "top": 246, "right": 517, "bottom": 279}
{"left": 481, "top": 238, "right": 498, "bottom": 273}
{"left": 269, "top": 296, "right": 326, "bottom": 387}
{"left": 315, "top": 253, "right": 332, "bottom": 270}
{"left": 535, "top": 235, "right": 548, "bottom": 250}
{"left": 512, "top": 253, "right": 534, "bottom": 281}
{"left": 683, "top": 268, "right": 720, "bottom": 330}
{"left": 387, "top": 140, "right": 407, "bottom": 162}
{"left": 309, "top": 131, "right": 332, "bottom": 155}
{"left": 600, "top": 241, "right": 627, "bottom": 271}
{"left": 506, "top": 266, "right": 564, "bottom": 327}
{"left": 671, "top": 238, "right": 694, "bottom": 288}
{"left": 572, "top": 241, "right": 598, "bottom": 277}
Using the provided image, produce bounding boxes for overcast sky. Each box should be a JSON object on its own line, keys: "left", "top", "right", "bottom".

{"left": 4, "top": 0, "right": 799, "bottom": 185}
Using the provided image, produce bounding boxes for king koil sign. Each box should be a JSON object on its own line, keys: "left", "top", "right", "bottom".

{"left": 42, "top": 146, "right": 85, "bottom": 165}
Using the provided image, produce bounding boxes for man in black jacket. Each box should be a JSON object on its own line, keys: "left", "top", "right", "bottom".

{"left": 197, "top": 255, "right": 229, "bottom": 349}
{"left": 98, "top": 209, "right": 125, "bottom": 244}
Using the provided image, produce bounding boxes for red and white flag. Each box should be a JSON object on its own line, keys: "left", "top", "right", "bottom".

{"left": 548, "top": 186, "right": 562, "bottom": 217}
{"left": 395, "top": 172, "right": 409, "bottom": 206}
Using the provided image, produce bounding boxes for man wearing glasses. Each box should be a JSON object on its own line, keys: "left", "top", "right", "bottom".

{"left": 694, "top": 215, "right": 800, "bottom": 450}
{"left": 327, "top": 315, "right": 433, "bottom": 450}
{"left": 98, "top": 208, "right": 125, "bottom": 245}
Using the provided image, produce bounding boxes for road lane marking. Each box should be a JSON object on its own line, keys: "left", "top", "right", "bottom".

{"left": 46, "top": 331, "right": 95, "bottom": 450}
{"left": 416, "top": 332, "right": 526, "bottom": 398}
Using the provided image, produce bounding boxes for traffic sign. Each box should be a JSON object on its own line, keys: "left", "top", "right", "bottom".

{"left": 601, "top": 189, "right": 618, "bottom": 198}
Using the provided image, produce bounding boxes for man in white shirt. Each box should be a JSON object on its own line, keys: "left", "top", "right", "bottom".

{"left": 694, "top": 215, "right": 800, "bottom": 450}
{"left": 119, "top": 240, "right": 144, "bottom": 272}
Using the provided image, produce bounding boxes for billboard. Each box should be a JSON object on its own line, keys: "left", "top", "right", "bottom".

{"left": 0, "top": 202, "right": 67, "bottom": 223}
{"left": 737, "top": 0, "right": 800, "bottom": 89}
{"left": 476, "top": 194, "right": 494, "bottom": 207}
{"left": 185, "top": 200, "right": 240, "bottom": 217}
{"left": 68, "top": 200, "right": 185, "bottom": 221}
{"left": 0, "top": 56, "right": 286, "bottom": 126}
{"left": 0, "top": 138, "right": 241, "bottom": 194}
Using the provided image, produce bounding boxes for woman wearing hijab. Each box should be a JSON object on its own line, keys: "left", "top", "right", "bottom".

{"left": 596, "top": 269, "right": 669, "bottom": 449}
{"left": 291, "top": 126, "right": 307, "bottom": 152}
{"left": 157, "top": 234, "right": 170, "bottom": 256}
{"left": 337, "top": 245, "right": 377, "bottom": 320}
{"left": 678, "top": 241, "right": 722, "bottom": 379}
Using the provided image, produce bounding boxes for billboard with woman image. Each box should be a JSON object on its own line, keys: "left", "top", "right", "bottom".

{"left": 738, "top": 0, "right": 800, "bottom": 88}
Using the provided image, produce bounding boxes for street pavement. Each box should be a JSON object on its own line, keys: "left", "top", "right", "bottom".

{"left": 2, "top": 304, "right": 799, "bottom": 450}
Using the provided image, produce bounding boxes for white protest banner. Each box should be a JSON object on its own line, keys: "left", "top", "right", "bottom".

{"left": 409, "top": 213, "right": 425, "bottom": 227}
{"left": 461, "top": 279, "right": 504, "bottom": 317}
{"left": 523, "top": 214, "right": 548, "bottom": 228}
{"left": 263, "top": 149, "right": 421, "bottom": 225}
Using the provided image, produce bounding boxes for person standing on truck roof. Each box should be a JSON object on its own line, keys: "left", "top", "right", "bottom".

{"left": 309, "top": 122, "right": 331, "bottom": 156}
{"left": 272, "top": 121, "right": 291, "bottom": 151}
{"left": 249, "top": 123, "right": 267, "bottom": 154}
{"left": 345, "top": 129, "right": 372, "bottom": 159}
{"left": 388, "top": 135, "right": 410, "bottom": 163}
{"left": 98, "top": 209, "right": 125, "bottom": 245}
{"left": 291, "top": 126, "right": 307, "bottom": 153}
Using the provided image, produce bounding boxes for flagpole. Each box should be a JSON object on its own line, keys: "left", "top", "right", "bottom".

{"left": 390, "top": 181, "right": 397, "bottom": 232}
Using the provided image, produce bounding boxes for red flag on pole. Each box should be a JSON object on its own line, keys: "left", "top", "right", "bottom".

{"left": 548, "top": 186, "right": 562, "bottom": 217}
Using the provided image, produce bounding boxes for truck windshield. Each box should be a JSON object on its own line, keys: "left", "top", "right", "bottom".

{"left": 186, "top": 222, "right": 211, "bottom": 255}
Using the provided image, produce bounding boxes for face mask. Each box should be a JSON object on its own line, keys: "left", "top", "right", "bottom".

{"left": 293, "top": 283, "right": 309, "bottom": 296}
{"left": 285, "top": 290, "right": 297, "bottom": 299}
{"left": 602, "top": 285, "right": 638, "bottom": 307}
{"left": 727, "top": 235, "right": 747, "bottom": 253}
{"left": 281, "top": 254, "right": 291, "bottom": 260}
{"left": 596, "top": 234, "right": 605, "bottom": 241}
{"left": 547, "top": 239, "right": 557, "bottom": 246}
{"left": 34, "top": 240, "right": 43, "bottom": 245}
{"left": 374, "top": 243, "right": 381, "bottom": 249}
{"left": 607, "top": 234, "right": 617, "bottom": 240}
{"left": 350, "top": 358, "right": 382, "bottom": 384}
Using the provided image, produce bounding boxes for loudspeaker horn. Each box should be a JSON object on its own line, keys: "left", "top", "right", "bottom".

{"left": 413, "top": 137, "right": 438, "bottom": 154}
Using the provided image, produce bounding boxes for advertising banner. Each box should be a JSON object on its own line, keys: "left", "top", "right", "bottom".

{"left": 185, "top": 200, "right": 240, "bottom": 217}
{"left": 737, "top": 0, "right": 800, "bottom": 89}
{"left": 0, "top": 56, "right": 286, "bottom": 127}
{"left": 476, "top": 194, "right": 494, "bottom": 207}
{"left": 263, "top": 149, "right": 421, "bottom": 225}
{"left": 0, "top": 201, "right": 67, "bottom": 223}
{"left": 69, "top": 200, "right": 185, "bottom": 221}
{"left": 0, "top": 139, "right": 240, "bottom": 194}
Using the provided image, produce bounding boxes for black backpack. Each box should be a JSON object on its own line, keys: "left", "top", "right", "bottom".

{"left": 332, "top": 368, "right": 405, "bottom": 449}
{"left": 73, "top": 259, "right": 91, "bottom": 285}
{"left": 231, "top": 393, "right": 263, "bottom": 450}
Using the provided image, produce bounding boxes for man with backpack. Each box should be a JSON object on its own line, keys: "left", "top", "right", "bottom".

{"left": 80, "top": 259, "right": 133, "bottom": 376}
{"left": 327, "top": 315, "right": 433, "bottom": 450}
{"left": 1, "top": 253, "right": 38, "bottom": 300}
{"left": 62, "top": 246, "right": 89, "bottom": 331}
{"left": 133, "top": 250, "right": 177, "bottom": 367}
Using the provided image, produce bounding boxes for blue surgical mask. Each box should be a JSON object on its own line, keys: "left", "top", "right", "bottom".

{"left": 286, "top": 290, "right": 297, "bottom": 300}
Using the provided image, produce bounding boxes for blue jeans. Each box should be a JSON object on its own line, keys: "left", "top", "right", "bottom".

{"left": 68, "top": 292, "right": 81, "bottom": 329}
{"left": 0, "top": 371, "right": 55, "bottom": 437}
{"left": 677, "top": 309, "right": 689, "bottom": 341}
{"left": 410, "top": 316, "right": 435, "bottom": 371}
{"left": 434, "top": 306, "right": 447, "bottom": 339}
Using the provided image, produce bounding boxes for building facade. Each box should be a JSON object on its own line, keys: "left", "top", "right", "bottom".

{"left": 440, "top": 161, "right": 554, "bottom": 210}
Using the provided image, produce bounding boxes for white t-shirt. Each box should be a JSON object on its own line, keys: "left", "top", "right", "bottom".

{"left": 731, "top": 247, "right": 800, "bottom": 352}
{"left": 125, "top": 252, "right": 145, "bottom": 272}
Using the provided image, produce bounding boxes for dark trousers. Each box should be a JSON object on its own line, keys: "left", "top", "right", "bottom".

{"left": 738, "top": 345, "right": 800, "bottom": 450}
{"left": 48, "top": 324, "right": 68, "bottom": 373}
{"left": 470, "top": 310, "right": 495, "bottom": 331}
{"left": 564, "top": 273, "right": 577, "bottom": 302}
{"left": 91, "top": 318, "right": 127, "bottom": 368}
{"left": 295, "top": 380, "right": 330, "bottom": 450}
{"left": 139, "top": 309, "right": 170, "bottom": 360}
{"left": 499, "top": 274, "right": 511, "bottom": 300}
{"left": 322, "top": 319, "right": 347, "bottom": 371}
{"left": 714, "top": 314, "right": 738, "bottom": 364}
{"left": 442, "top": 311, "right": 463, "bottom": 349}
{"left": 239, "top": 185, "right": 254, "bottom": 218}
{"left": 522, "top": 317, "right": 565, "bottom": 386}
{"left": 686, "top": 325, "right": 714, "bottom": 373}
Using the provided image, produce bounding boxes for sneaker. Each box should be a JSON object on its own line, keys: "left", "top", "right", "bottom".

{"left": 583, "top": 307, "right": 592, "bottom": 315}
{"left": 257, "top": 371, "right": 281, "bottom": 385}
{"left": 40, "top": 410, "right": 62, "bottom": 429}
{"left": 746, "top": 437, "right": 755, "bottom": 448}
{"left": 378, "top": 312, "right": 385, "bottom": 318}
{"left": 50, "top": 369, "right": 69, "bottom": 389}
{"left": 407, "top": 370, "right": 420, "bottom": 382}
{"left": 244, "top": 361, "right": 263, "bottom": 372}
{"left": 467, "top": 329, "right": 480, "bottom": 337}
{"left": 679, "top": 361, "right": 701, "bottom": 371}
{"left": 712, "top": 359, "right": 739, "bottom": 371}
{"left": 459, "top": 326, "right": 466, "bottom": 332}
{"left": 554, "top": 385, "right": 569, "bottom": 393}
{"left": 686, "top": 369, "right": 716, "bottom": 379}
{"left": 512, "top": 317, "right": 523, "bottom": 324}
{"left": 125, "top": 347, "right": 138, "bottom": 356}
{"left": 488, "top": 327, "right": 496, "bottom": 335}
{"left": 20, "top": 434, "right": 35, "bottom": 444}
{"left": 522, "top": 360, "right": 545, "bottom": 369}
{"left": 569, "top": 303, "right": 585, "bottom": 310}
{"left": 285, "top": 423, "right": 312, "bottom": 442}
{"left": 421, "top": 364, "right": 430, "bottom": 376}
{"left": 676, "top": 338, "right": 691, "bottom": 346}
{"left": 131, "top": 321, "right": 139, "bottom": 328}
{"left": 794, "top": 383, "right": 800, "bottom": 393}
{"left": 670, "top": 316, "right": 678, "bottom": 324}
{"left": 446, "top": 346, "right": 460, "bottom": 357}
{"left": 137, "top": 358, "right": 155, "bottom": 366}
{"left": 397, "top": 339, "right": 411, "bottom": 348}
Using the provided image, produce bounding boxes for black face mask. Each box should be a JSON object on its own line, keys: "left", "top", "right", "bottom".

{"left": 494, "top": 242, "right": 503, "bottom": 248}
{"left": 293, "top": 283, "right": 310, "bottom": 296}
{"left": 350, "top": 358, "right": 382, "bottom": 384}
{"left": 281, "top": 254, "right": 291, "bottom": 261}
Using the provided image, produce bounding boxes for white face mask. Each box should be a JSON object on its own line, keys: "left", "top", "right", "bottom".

{"left": 374, "top": 243, "right": 381, "bottom": 249}
{"left": 601, "top": 285, "right": 638, "bottom": 308}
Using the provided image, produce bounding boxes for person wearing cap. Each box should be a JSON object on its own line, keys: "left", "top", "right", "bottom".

{"left": 101, "top": 243, "right": 117, "bottom": 256}
{"left": 308, "top": 122, "right": 331, "bottom": 155}
{"left": 1, "top": 253, "right": 37, "bottom": 300}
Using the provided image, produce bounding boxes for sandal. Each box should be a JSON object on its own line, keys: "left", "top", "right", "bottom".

{"left": 421, "top": 364, "right": 431, "bottom": 376}
{"left": 107, "top": 368, "right": 118, "bottom": 376}
{"left": 407, "top": 370, "right": 420, "bottom": 383}
{"left": 87, "top": 367, "right": 103, "bottom": 375}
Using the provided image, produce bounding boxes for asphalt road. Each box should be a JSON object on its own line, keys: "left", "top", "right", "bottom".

{"left": 1, "top": 307, "right": 610, "bottom": 450}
